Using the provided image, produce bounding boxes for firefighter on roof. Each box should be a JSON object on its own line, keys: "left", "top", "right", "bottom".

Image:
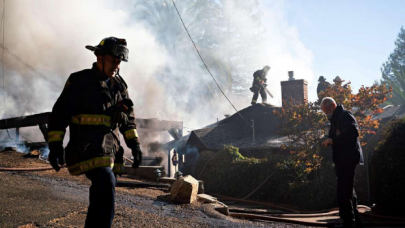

{"left": 250, "top": 65, "right": 270, "bottom": 105}
{"left": 47, "top": 37, "right": 143, "bottom": 228}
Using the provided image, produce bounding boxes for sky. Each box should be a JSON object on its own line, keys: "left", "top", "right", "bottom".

{"left": 273, "top": 0, "right": 405, "bottom": 101}
{"left": 0, "top": 0, "right": 404, "bottom": 131}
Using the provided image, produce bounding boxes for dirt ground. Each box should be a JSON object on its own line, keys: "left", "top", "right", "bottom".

{"left": 0, "top": 151, "right": 308, "bottom": 228}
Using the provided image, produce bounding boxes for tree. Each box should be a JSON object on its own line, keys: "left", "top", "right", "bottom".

{"left": 274, "top": 101, "right": 326, "bottom": 180}
{"left": 381, "top": 27, "right": 405, "bottom": 105}
{"left": 370, "top": 117, "right": 405, "bottom": 217}
{"left": 381, "top": 27, "right": 405, "bottom": 81}
{"left": 382, "top": 66, "right": 405, "bottom": 105}
{"left": 273, "top": 80, "right": 392, "bottom": 180}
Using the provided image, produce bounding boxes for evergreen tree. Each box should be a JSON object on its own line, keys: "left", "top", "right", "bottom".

{"left": 381, "top": 27, "right": 405, "bottom": 105}
{"left": 381, "top": 27, "right": 405, "bottom": 81}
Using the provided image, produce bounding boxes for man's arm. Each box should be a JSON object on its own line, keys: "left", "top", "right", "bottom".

{"left": 48, "top": 75, "right": 77, "bottom": 148}
{"left": 48, "top": 75, "right": 78, "bottom": 171}
{"left": 116, "top": 77, "right": 142, "bottom": 168}
{"left": 262, "top": 71, "right": 267, "bottom": 83}
{"left": 118, "top": 89, "right": 140, "bottom": 148}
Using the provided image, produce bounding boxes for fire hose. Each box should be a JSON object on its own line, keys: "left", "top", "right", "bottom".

{"left": 127, "top": 155, "right": 405, "bottom": 224}
{"left": 209, "top": 193, "right": 405, "bottom": 226}
{"left": 0, "top": 166, "right": 55, "bottom": 171}
{"left": 211, "top": 192, "right": 373, "bottom": 214}
{"left": 228, "top": 212, "right": 405, "bottom": 226}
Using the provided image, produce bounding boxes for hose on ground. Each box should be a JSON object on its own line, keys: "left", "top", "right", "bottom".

{"left": 210, "top": 193, "right": 300, "bottom": 213}
{"left": 123, "top": 156, "right": 134, "bottom": 164}
{"left": 229, "top": 208, "right": 339, "bottom": 217}
{"left": 229, "top": 212, "right": 405, "bottom": 227}
{"left": 212, "top": 193, "right": 405, "bottom": 223}
{"left": 0, "top": 166, "right": 54, "bottom": 171}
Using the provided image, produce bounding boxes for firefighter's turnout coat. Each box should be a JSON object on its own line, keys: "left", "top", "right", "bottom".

{"left": 48, "top": 64, "right": 139, "bottom": 175}
{"left": 251, "top": 69, "right": 267, "bottom": 92}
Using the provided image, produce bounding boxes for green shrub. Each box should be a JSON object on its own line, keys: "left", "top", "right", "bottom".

{"left": 370, "top": 117, "right": 405, "bottom": 217}
{"left": 196, "top": 145, "right": 337, "bottom": 210}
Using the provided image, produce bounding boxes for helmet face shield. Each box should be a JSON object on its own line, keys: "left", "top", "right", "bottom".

{"left": 112, "top": 45, "right": 129, "bottom": 62}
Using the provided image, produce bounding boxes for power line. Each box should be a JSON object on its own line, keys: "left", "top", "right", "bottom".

{"left": 0, "top": 0, "right": 60, "bottom": 91}
{"left": 0, "top": 42, "right": 61, "bottom": 88}
{"left": 2, "top": 129, "right": 34, "bottom": 143}
{"left": 1, "top": 0, "right": 5, "bottom": 118}
{"left": 1, "top": 0, "right": 11, "bottom": 140}
{"left": 170, "top": 0, "right": 250, "bottom": 126}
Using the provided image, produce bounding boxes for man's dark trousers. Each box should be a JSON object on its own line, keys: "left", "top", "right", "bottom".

{"left": 335, "top": 163, "right": 360, "bottom": 225}
{"left": 85, "top": 167, "right": 117, "bottom": 228}
{"left": 252, "top": 87, "right": 267, "bottom": 104}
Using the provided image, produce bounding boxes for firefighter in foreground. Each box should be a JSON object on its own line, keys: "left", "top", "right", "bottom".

{"left": 250, "top": 65, "right": 270, "bottom": 105}
{"left": 48, "top": 37, "right": 143, "bottom": 228}
{"left": 321, "top": 97, "right": 364, "bottom": 228}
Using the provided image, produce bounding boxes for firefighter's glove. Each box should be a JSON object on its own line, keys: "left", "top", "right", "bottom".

{"left": 48, "top": 145, "right": 65, "bottom": 172}
{"left": 113, "top": 99, "right": 133, "bottom": 127}
{"left": 262, "top": 83, "right": 267, "bottom": 87}
{"left": 113, "top": 112, "right": 128, "bottom": 128}
{"left": 131, "top": 144, "right": 143, "bottom": 169}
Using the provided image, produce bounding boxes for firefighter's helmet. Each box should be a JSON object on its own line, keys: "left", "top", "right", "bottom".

{"left": 333, "top": 76, "right": 344, "bottom": 82}
{"left": 86, "top": 37, "right": 129, "bottom": 62}
{"left": 318, "top": 76, "right": 326, "bottom": 82}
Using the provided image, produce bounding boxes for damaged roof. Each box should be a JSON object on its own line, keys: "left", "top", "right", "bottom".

{"left": 186, "top": 104, "right": 283, "bottom": 152}
{"left": 165, "top": 104, "right": 405, "bottom": 154}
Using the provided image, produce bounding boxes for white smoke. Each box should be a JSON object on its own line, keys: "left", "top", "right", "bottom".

{"left": 0, "top": 0, "right": 314, "bottom": 146}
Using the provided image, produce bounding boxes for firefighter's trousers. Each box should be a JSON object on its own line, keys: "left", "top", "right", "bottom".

{"left": 251, "top": 88, "right": 267, "bottom": 104}
{"left": 85, "top": 167, "right": 117, "bottom": 228}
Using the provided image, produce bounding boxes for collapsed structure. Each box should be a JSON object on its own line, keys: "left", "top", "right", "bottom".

{"left": 0, "top": 112, "right": 183, "bottom": 168}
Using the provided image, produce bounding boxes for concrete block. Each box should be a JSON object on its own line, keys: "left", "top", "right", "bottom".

{"left": 170, "top": 175, "right": 199, "bottom": 204}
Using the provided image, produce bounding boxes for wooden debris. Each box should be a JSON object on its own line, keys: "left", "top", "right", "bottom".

{"left": 116, "top": 181, "right": 169, "bottom": 189}
{"left": 23, "top": 150, "right": 41, "bottom": 158}
{"left": 158, "top": 177, "right": 176, "bottom": 184}
{"left": 197, "top": 194, "right": 217, "bottom": 203}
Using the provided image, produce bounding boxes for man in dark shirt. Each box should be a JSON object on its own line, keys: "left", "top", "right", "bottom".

{"left": 321, "top": 97, "right": 364, "bottom": 228}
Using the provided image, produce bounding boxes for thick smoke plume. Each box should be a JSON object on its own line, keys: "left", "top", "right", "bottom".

{"left": 0, "top": 0, "right": 314, "bottom": 149}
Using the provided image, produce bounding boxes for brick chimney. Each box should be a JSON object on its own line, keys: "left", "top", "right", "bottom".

{"left": 280, "top": 71, "right": 308, "bottom": 106}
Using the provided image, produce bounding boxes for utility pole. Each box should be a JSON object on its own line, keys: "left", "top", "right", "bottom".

{"left": 251, "top": 119, "right": 255, "bottom": 145}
